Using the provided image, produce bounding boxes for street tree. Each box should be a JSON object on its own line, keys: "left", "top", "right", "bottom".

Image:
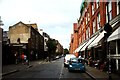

{"left": 64, "top": 48, "right": 69, "bottom": 55}
{"left": 46, "top": 39, "right": 57, "bottom": 57}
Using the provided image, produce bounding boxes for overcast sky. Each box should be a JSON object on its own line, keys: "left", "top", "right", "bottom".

{"left": 0, "top": 0, "right": 82, "bottom": 49}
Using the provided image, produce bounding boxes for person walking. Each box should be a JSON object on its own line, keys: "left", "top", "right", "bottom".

{"left": 14, "top": 52, "right": 18, "bottom": 64}
{"left": 21, "top": 52, "right": 24, "bottom": 64}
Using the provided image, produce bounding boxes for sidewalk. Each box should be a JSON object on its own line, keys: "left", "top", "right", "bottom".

{"left": 85, "top": 65, "right": 120, "bottom": 79}
{"left": 2, "top": 60, "right": 43, "bottom": 77}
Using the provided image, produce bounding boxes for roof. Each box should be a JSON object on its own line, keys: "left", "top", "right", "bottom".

{"left": 9, "top": 21, "right": 29, "bottom": 29}
{"left": 26, "top": 23, "right": 38, "bottom": 31}
{"left": 9, "top": 21, "right": 38, "bottom": 31}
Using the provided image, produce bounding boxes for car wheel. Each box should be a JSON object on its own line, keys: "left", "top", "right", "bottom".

{"left": 68, "top": 69, "right": 72, "bottom": 72}
{"left": 68, "top": 68, "right": 71, "bottom": 72}
{"left": 64, "top": 64, "right": 66, "bottom": 67}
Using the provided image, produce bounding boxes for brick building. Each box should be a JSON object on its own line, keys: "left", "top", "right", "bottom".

{"left": 70, "top": 0, "right": 120, "bottom": 72}
{"left": 8, "top": 21, "right": 44, "bottom": 63}
{"left": 69, "top": 34, "right": 74, "bottom": 54}
{"left": 69, "top": 23, "right": 79, "bottom": 56}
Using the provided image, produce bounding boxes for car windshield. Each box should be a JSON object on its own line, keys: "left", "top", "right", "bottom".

{"left": 71, "top": 58, "right": 83, "bottom": 63}
{"left": 78, "top": 59, "right": 83, "bottom": 63}
{"left": 65, "top": 54, "right": 76, "bottom": 59}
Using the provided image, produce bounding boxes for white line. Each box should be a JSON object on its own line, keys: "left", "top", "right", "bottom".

{"left": 59, "top": 63, "right": 64, "bottom": 79}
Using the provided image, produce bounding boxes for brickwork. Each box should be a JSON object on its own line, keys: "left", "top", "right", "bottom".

{"left": 77, "top": 1, "right": 118, "bottom": 45}
{"left": 69, "top": 1, "right": 118, "bottom": 56}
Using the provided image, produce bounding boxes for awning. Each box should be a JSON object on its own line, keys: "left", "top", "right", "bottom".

{"left": 88, "top": 31, "right": 106, "bottom": 49}
{"left": 107, "top": 27, "right": 120, "bottom": 42}
{"left": 81, "top": 35, "right": 98, "bottom": 51}
{"left": 74, "top": 41, "right": 88, "bottom": 53}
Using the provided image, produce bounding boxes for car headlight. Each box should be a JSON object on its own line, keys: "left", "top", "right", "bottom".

{"left": 69, "top": 65, "right": 72, "bottom": 67}
{"left": 82, "top": 66, "right": 85, "bottom": 68}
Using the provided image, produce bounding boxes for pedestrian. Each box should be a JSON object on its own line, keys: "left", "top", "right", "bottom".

{"left": 24, "top": 54, "right": 29, "bottom": 65}
{"left": 24, "top": 54, "right": 27, "bottom": 64}
{"left": 14, "top": 52, "right": 18, "bottom": 64}
{"left": 21, "top": 52, "right": 24, "bottom": 64}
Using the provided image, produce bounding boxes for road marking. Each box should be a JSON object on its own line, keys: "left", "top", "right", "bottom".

{"left": 59, "top": 63, "right": 64, "bottom": 79}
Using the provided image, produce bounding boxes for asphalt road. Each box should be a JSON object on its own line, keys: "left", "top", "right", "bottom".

{"left": 2, "top": 57, "right": 92, "bottom": 80}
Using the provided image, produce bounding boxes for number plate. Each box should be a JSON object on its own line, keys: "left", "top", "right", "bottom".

{"left": 75, "top": 68, "right": 80, "bottom": 70}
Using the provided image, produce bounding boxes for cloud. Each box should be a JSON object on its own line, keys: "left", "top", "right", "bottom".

{"left": 0, "top": 0, "right": 82, "bottom": 49}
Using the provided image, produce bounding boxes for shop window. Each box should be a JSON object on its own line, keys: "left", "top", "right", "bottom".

{"left": 118, "top": 59, "right": 120, "bottom": 70}
{"left": 118, "top": 40, "right": 120, "bottom": 54}
{"left": 110, "top": 41, "right": 116, "bottom": 55}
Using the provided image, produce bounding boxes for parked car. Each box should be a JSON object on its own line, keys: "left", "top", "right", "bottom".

{"left": 64, "top": 54, "right": 76, "bottom": 67}
{"left": 68, "top": 57, "right": 85, "bottom": 72}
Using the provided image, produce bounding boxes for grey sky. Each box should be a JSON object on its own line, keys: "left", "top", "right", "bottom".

{"left": 0, "top": 0, "right": 82, "bottom": 49}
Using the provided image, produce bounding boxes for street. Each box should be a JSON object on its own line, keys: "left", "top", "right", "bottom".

{"left": 2, "top": 57, "right": 92, "bottom": 80}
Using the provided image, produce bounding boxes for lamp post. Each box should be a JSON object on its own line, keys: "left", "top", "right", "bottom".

{"left": 104, "top": 2, "right": 112, "bottom": 80}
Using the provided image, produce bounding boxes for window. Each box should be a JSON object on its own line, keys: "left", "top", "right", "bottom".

{"left": 92, "top": 2, "right": 95, "bottom": 15}
{"left": 84, "top": 32, "right": 86, "bottom": 40}
{"left": 88, "top": 27, "right": 90, "bottom": 38}
{"left": 81, "top": 23, "right": 83, "bottom": 32}
{"left": 93, "top": 19, "right": 96, "bottom": 34}
{"left": 106, "top": 1, "right": 112, "bottom": 23}
{"left": 82, "top": 33, "right": 84, "bottom": 42}
{"left": 109, "top": 2, "right": 112, "bottom": 20}
{"left": 86, "top": 28, "right": 88, "bottom": 39}
{"left": 86, "top": 27, "right": 90, "bottom": 39}
{"left": 88, "top": 12, "right": 90, "bottom": 21}
{"left": 110, "top": 41, "right": 116, "bottom": 55}
{"left": 106, "top": 5, "right": 108, "bottom": 23}
{"left": 117, "top": 1, "right": 120, "bottom": 15}
{"left": 97, "top": 13, "right": 101, "bottom": 30}
{"left": 118, "top": 40, "right": 120, "bottom": 54}
{"left": 86, "top": 15, "right": 87, "bottom": 25}
{"left": 96, "top": 0, "right": 99, "bottom": 9}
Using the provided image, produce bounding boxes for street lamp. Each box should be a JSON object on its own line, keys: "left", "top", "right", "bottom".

{"left": 104, "top": 23, "right": 112, "bottom": 80}
{"left": 104, "top": 2, "right": 112, "bottom": 80}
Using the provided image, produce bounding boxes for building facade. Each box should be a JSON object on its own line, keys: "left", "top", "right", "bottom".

{"left": 70, "top": 0, "right": 120, "bottom": 73}
{"left": 56, "top": 40, "right": 64, "bottom": 56}
{"left": 42, "top": 31, "right": 50, "bottom": 58}
{"left": 8, "top": 21, "right": 44, "bottom": 62}
{"left": 69, "top": 34, "right": 74, "bottom": 54}
{"left": 69, "top": 23, "right": 79, "bottom": 57}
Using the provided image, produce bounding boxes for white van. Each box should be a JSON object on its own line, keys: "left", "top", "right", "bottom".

{"left": 64, "top": 54, "right": 76, "bottom": 67}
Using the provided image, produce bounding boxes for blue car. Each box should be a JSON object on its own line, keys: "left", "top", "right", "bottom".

{"left": 68, "top": 57, "right": 85, "bottom": 72}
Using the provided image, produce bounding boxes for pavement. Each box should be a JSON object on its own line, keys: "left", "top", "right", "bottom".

{"left": 1, "top": 60, "right": 120, "bottom": 80}
{"left": 85, "top": 65, "right": 120, "bottom": 80}
{"left": 2, "top": 60, "right": 43, "bottom": 77}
